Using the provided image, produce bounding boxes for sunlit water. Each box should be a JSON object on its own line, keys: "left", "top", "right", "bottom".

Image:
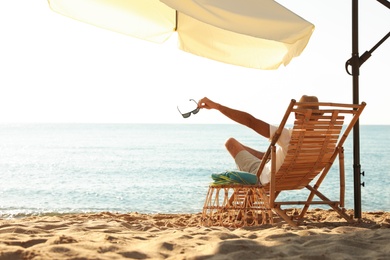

{"left": 0, "top": 124, "right": 388, "bottom": 217}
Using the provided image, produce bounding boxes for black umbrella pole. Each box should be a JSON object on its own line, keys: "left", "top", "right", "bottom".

{"left": 353, "top": 81, "right": 362, "bottom": 219}
{"left": 352, "top": 0, "right": 362, "bottom": 219}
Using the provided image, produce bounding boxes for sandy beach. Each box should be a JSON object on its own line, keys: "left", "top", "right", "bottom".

{"left": 0, "top": 209, "right": 389, "bottom": 260}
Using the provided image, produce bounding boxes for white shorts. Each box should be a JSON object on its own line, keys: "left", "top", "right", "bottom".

{"left": 234, "top": 150, "right": 261, "bottom": 175}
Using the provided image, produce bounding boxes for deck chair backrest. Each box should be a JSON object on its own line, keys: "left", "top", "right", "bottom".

{"left": 275, "top": 109, "right": 344, "bottom": 191}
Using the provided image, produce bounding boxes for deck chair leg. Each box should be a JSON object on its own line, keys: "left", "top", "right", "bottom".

{"left": 304, "top": 185, "right": 354, "bottom": 223}
{"left": 299, "top": 186, "right": 317, "bottom": 219}
{"left": 273, "top": 207, "right": 298, "bottom": 227}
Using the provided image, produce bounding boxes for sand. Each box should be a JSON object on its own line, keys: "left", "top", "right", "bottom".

{"left": 0, "top": 209, "right": 389, "bottom": 260}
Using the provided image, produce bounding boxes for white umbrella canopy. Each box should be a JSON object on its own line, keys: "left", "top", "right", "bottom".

{"left": 48, "top": 0, "right": 175, "bottom": 43}
{"left": 48, "top": 0, "right": 314, "bottom": 69}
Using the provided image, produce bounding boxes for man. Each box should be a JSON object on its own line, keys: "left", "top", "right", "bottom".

{"left": 198, "top": 95, "right": 319, "bottom": 185}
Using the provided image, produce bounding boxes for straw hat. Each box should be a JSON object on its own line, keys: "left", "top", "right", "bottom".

{"left": 298, "top": 95, "right": 319, "bottom": 110}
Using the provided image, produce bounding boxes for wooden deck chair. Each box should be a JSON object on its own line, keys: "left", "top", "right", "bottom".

{"left": 201, "top": 99, "right": 366, "bottom": 227}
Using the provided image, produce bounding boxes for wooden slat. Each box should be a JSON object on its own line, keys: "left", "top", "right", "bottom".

{"left": 273, "top": 107, "right": 344, "bottom": 191}
{"left": 274, "top": 201, "right": 340, "bottom": 205}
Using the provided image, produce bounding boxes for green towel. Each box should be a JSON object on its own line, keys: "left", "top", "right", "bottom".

{"left": 211, "top": 170, "right": 258, "bottom": 185}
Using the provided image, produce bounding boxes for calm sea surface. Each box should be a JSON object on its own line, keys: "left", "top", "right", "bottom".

{"left": 0, "top": 124, "right": 389, "bottom": 217}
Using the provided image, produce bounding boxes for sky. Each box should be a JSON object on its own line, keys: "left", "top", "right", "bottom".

{"left": 0, "top": 1, "right": 389, "bottom": 125}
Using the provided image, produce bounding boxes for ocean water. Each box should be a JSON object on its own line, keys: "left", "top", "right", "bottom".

{"left": 0, "top": 124, "right": 389, "bottom": 217}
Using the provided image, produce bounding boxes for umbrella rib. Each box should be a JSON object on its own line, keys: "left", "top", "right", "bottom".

{"left": 175, "top": 10, "right": 178, "bottom": 31}
{"left": 377, "top": 0, "right": 390, "bottom": 9}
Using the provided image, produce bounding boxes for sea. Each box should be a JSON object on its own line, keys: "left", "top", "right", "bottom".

{"left": 0, "top": 124, "right": 389, "bottom": 218}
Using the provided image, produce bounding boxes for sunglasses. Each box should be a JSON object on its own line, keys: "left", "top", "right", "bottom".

{"left": 177, "top": 99, "right": 200, "bottom": 118}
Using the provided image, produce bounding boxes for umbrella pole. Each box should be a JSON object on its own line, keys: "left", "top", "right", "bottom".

{"left": 347, "top": 0, "right": 390, "bottom": 219}
{"left": 351, "top": 0, "right": 362, "bottom": 219}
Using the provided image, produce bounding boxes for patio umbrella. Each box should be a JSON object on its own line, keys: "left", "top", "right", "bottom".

{"left": 47, "top": 0, "right": 314, "bottom": 70}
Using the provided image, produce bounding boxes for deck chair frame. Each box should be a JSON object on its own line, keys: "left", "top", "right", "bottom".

{"left": 202, "top": 99, "right": 366, "bottom": 227}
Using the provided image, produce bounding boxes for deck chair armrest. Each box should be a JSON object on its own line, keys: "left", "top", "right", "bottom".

{"left": 256, "top": 99, "right": 296, "bottom": 180}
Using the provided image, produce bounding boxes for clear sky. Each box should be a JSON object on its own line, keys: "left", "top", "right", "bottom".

{"left": 1, "top": 1, "right": 389, "bottom": 125}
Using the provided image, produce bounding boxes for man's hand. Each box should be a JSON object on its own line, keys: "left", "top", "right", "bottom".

{"left": 198, "top": 97, "right": 220, "bottom": 110}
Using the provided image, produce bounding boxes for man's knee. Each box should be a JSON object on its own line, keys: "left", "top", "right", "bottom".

{"left": 225, "top": 137, "right": 244, "bottom": 158}
{"left": 225, "top": 137, "right": 238, "bottom": 150}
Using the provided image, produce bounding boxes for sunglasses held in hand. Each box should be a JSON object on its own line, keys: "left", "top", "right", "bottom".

{"left": 177, "top": 99, "right": 200, "bottom": 118}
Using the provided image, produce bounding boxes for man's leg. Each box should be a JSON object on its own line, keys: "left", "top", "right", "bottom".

{"left": 225, "top": 137, "right": 264, "bottom": 159}
{"left": 225, "top": 137, "right": 245, "bottom": 158}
